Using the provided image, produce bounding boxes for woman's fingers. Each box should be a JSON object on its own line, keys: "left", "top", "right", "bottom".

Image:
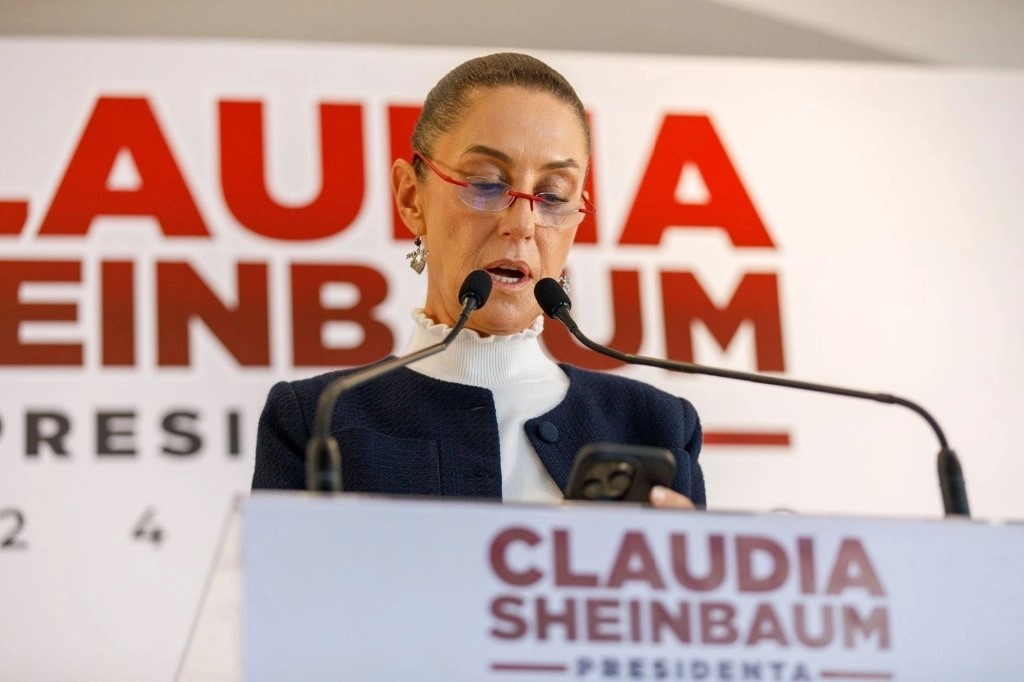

{"left": 649, "top": 485, "right": 695, "bottom": 509}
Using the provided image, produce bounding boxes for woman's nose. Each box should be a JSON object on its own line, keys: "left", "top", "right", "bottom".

{"left": 499, "top": 194, "right": 537, "bottom": 239}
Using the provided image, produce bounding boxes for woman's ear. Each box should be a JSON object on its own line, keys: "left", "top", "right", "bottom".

{"left": 392, "top": 159, "right": 425, "bottom": 238}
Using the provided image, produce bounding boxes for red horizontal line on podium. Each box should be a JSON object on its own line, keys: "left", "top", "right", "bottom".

{"left": 819, "top": 671, "right": 893, "bottom": 680}
{"left": 703, "top": 430, "right": 791, "bottom": 447}
{"left": 491, "top": 661, "right": 567, "bottom": 673}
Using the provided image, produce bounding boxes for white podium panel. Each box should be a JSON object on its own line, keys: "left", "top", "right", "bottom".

{"left": 241, "top": 494, "right": 1024, "bottom": 681}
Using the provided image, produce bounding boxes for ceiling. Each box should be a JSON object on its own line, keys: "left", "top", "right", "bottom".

{"left": 1, "top": 0, "right": 1022, "bottom": 69}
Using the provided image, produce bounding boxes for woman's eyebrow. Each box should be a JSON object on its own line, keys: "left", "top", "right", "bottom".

{"left": 461, "top": 144, "right": 581, "bottom": 172}
{"left": 461, "top": 144, "right": 511, "bottom": 163}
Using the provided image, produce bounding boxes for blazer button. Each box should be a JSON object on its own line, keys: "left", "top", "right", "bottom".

{"left": 536, "top": 421, "right": 559, "bottom": 443}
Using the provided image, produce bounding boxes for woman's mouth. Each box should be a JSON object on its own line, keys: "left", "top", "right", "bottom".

{"left": 487, "top": 266, "right": 525, "bottom": 284}
{"left": 484, "top": 261, "right": 532, "bottom": 289}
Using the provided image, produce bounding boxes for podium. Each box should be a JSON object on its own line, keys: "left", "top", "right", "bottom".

{"left": 179, "top": 493, "right": 1024, "bottom": 681}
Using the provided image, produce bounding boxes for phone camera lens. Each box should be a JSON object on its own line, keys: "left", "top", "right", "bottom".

{"left": 607, "top": 470, "right": 632, "bottom": 497}
{"left": 582, "top": 478, "right": 603, "bottom": 500}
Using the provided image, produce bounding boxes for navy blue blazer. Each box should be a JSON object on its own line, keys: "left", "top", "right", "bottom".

{"left": 253, "top": 363, "right": 705, "bottom": 505}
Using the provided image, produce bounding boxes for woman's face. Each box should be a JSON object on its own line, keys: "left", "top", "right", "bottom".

{"left": 399, "top": 86, "right": 589, "bottom": 336}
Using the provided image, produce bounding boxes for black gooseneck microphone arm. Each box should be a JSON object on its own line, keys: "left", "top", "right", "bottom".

{"left": 533, "top": 278, "right": 970, "bottom": 517}
{"left": 305, "top": 270, "right": 493, "bottom": 492}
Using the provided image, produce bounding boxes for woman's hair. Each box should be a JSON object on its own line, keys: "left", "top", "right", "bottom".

{"left": 412, "top": 52, "right": 590, "bottom": 175}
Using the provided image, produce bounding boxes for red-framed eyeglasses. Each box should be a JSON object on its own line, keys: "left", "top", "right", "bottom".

{"left": 412, "top": 153, "right": 595, "bottom": 229}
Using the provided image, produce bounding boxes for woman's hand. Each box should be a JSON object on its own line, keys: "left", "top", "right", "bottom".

{"left": 649, "top": 485, "right": 695, "bottom": 509}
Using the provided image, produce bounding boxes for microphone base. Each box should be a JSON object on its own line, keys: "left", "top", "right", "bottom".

{"left": 306, "top": 436, "right": 342, "bottom": 493}
{"left": 938, "top": 448, "right": 970, "bottom": 517}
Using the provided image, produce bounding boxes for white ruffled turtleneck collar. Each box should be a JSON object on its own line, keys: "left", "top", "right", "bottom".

{"left": 403, "top": 309, "right": 565, "bottom": 387}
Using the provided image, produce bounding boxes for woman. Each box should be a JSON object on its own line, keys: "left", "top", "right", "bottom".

{"left": 253, "top": 53, "right": 704, "bottom": 509}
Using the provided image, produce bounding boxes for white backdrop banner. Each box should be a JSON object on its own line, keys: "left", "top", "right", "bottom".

{"left": 1, "top": 38, "right": 1023, "bottom": 680}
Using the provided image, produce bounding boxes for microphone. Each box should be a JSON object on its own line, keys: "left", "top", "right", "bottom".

{"left": 534, "top": 278, "right": 970, "bottom": 517}
{"left": 305, "top": 270, "right": 493, "bottom": 492}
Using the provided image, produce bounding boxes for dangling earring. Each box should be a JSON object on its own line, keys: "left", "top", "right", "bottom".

{"left": 558, "top": 273, "right": 572, "bottom": 294}
{"left": 406, "top": 236, "right": 427, "bottom": 274}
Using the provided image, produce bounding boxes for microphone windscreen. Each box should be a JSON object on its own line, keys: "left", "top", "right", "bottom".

{"left": 459, "top": 269, "right": 493, "bottom": 309}
{"left": 534, "top": 278, "right": 572, "bottom": 318}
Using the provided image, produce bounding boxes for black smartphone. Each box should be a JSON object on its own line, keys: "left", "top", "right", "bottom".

{"left": 564, "top": 443, "right": 677, "bottom": 503}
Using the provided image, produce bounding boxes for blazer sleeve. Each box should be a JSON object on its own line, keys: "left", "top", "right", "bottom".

{"left": 678, "top": 396, "right": 706, "bottom": 508}
{"left": 252, "top": 381, "right": 310, "bottom": 490}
